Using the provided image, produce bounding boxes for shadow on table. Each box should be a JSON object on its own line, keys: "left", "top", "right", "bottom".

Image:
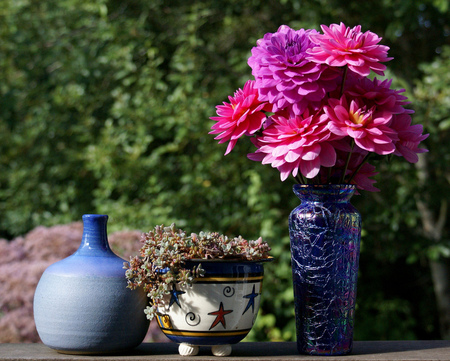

{"left": 130, "top": 340, "right": 450, "bottom": 357}
{"left": 132, "top": 342, "right": 297, "bottom": 356}
{"left": 351, "top": 340, "right": 450, "bottom": 355}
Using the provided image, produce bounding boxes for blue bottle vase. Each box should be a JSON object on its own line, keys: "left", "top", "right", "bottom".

{"left": 289, "top": 184, "right": 361, "bottom": 355}
{"left": 34, "top": 214, "right": 149, "bottom": 354}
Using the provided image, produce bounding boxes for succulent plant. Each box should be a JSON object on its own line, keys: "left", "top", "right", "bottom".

{"left": 124, "top": 223, "right": 271, "bottom": 320}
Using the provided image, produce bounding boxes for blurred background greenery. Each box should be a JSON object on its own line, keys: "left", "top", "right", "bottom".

{"left": 0, "top": 0, "right": 449, "bottom": 341}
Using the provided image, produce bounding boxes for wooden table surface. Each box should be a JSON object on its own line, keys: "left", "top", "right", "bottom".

{"left": 1, "top": 341, "right": 450, "bottom": 361}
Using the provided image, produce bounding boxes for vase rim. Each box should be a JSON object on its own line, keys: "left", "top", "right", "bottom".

{"left": 293, "top": 184, "right": 356, "bottom": 189}
{"left": 186, "top": 257, "right": 274, "bottom": 263}
{"left": 82, "top": 214, "right": 108, "bottom": 220}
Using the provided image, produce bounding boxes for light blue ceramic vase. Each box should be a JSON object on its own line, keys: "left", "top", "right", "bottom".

{"left": 33, "top": 214, "right": 149, "bottom": 354}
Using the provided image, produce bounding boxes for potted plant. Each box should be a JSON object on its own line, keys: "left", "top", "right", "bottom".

{"left": 125, "top": 223, "right": 271, "bottom": 357}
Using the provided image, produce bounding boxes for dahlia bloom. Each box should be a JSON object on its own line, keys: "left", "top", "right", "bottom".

{"left": 210, "top": 23, "right": 429, "bottom": 191}
{"left": 324, "top": 95, "right": 398, "bottom": 155}
{"left": 307, "top": 22, "right": 393, "bottom": 77}
{"left": 210, "top": 80, "right": 267, "bottom": 155}
{"left": 247, "top": 109, "right": 339, "bottom": 181}
{"left": 319, "top": 148, "right": 379, "bottom": 192}
{"left": 349, "top": 162, "right": 379, "bottom": 192}
{"left": 391, "top": 113, "right": 429, "bottom": 163}
{"left": 248, "top": 25, "right": 339, "bottom": 115}
{"left": 344, "top": 76, "right": 414, "bottom": 116}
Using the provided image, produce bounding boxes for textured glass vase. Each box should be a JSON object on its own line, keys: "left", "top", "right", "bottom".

{"left": 289, "top": 184, "right": 361, "bottom": 355}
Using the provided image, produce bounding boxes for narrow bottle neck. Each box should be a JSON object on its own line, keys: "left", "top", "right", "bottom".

{"left": 77, "top": 214, "right": 111, "bottom": 255}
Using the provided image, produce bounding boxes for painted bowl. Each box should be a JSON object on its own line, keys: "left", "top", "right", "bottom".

{"left": 155, "top": 259, "right": 268, "bottom": 356}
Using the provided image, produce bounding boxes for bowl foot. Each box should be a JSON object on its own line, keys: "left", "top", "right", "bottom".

{"left": 212, "top": 344, "right": 232, "bottom": 357}
{"left": 178, "top": 343, "right": 232, "bottom": 357}
{"left": 178, "top": 343, "right": 199, "bottom": 356}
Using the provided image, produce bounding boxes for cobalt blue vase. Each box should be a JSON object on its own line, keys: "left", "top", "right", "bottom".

{"left": 289, "top": 184, "right": 361, "bottom": 355}
{"left": 33, "top": 214, "right": 149, "bottom": 354}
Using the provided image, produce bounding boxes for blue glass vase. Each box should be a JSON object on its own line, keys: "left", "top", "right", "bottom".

{"left": 289, "top": 184, "right": 361, "bottom": 355}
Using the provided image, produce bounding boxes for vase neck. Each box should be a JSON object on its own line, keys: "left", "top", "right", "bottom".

{"left": 77, "top": 214, "right": 111, "bottom": 255}
{"left": 293, "top": 184, "right": 356, "bottom": 203}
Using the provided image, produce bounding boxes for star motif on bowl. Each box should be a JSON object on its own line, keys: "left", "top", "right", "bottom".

{"left": 208, "top": 302, "right": 233, "bottom": 330}
{"left": 169, "top": 286, "right": 186, "bottom": 309}
{"left": 242, "top": 284, "right": 260, "bottom": 314}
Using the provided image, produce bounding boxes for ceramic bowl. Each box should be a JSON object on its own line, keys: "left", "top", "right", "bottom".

{"left": 155, "top": 259, "right": 268, "bottom": 356}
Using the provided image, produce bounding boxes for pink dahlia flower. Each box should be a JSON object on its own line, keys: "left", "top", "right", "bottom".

{"left": 349, "top": 162, "right": 379, "bottom": 192}
{"left": 345, "top": 76, "right": 414, "bottom": 115}
{"left": 307, "top": 22, "right": 393, "bottom": 77}
{"left": 210, "top": 80, "right": 267, "bottom": 155}
{"left": 324, "top": 95, "right": 398, "bottom": 155}
{"left": 391, "top": 114, "right": 429, "bottom": 163}
{"left": 247, "top": 109, "right": 339, "bottom": 181}
{"left": 248, "top": 25, "right": 339, "bottom": 115}
{"left": 319, "top": 147, "right": 379, "bottom": 192}
{"left": 343, "top": 150, "right": 379, "bottom": 192}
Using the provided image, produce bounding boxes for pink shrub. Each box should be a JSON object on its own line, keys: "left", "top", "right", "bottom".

{"left": 0, "top": 222, "right": 167, "bottom": 343}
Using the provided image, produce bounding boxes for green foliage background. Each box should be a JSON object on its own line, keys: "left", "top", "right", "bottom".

{"left": 0, "top": 0, "right": 448, "bottom": 341}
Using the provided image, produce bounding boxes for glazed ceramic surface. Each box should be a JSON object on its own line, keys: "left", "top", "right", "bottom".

{"left": 33, "top": 214, "right": 149, "bottom": 354}
{"left": 289, "top": 184, "right": 361, "bottom": 356}
{"left": 156, "top": 260, "right": 265, "bottom": 346}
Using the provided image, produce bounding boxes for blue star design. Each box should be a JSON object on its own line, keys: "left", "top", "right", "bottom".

{"left": 242, "top": 284, "right": 259, "bottom": 315}
{"left": 169, "top": 286, "right": 185, "bottom": 309}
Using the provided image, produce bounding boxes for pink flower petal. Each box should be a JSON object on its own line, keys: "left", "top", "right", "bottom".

{"left": 210, "top": 80, "right": 267, "bottom": 154}
{"left": 307, "top": 22, "right": 392, "bottom": 77}
{"left": 300, "top": 157, "right": 321, "bottom": 178}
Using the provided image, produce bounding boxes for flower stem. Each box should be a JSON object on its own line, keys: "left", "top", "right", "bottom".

{"left": 340, "top": 66, "right": 348, "bottom": 98}
{"left": 340, "top": 140, "right": 355, "bottom": 184}
{"left": 296, "top": 173, "right": 307, "bottom": 184}
{"left": 326, "top": 167, "right": 332, "bottom": 184}
{"left": 347, "top": 153, "right": 371, "bottom": 184}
